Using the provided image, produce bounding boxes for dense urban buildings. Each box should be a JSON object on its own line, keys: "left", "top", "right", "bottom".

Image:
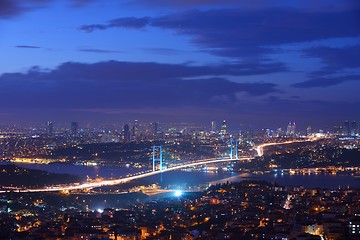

{"left": 0, "top": 119, "right": 359, "bottom": 239}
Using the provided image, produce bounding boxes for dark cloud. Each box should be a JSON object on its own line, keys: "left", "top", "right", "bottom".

{"left": 80, "top": 8, "right": 360, "bottom": 60}
{"left": 1, "top": 61, "right": 358, "bottom": 128}
{"left": 291, "top": 44, "right": 360, "bottom": 88}
{"left": 108, "top": 17, "right": 150, "bottom": 29}
{"left": 78, "top": 48, "right": 124, "bottom": 53}
{"left": 80, "top": 17, "right": 151, "bottom": 32}
{"left": 0, "top": 0, "right": 95, "bottom": 18}
{"left": 78, "top": 24, "right": 108, "bottom": 32}
{"left": 0, "top": 0, "right": 25, "bottom": 18}
{"left": 304, "top": 45, "right": 360, "bottom": 71}
{"left": 0, "top": 60, "right": 281, "bottom": 110}
{"left": 127, "top": 0, "right": 360, "bottom": 10}
{"left": 292, "top": 75, "right": 360, "bottom": 88}
{"left": 10, "top": 60, "right": 283, "bottom": 82}
{"left": 152, "top": 8, "right": 360, "bottom": 48}
{"left": 15, "top": 45, "right": 41, "bottom": 49}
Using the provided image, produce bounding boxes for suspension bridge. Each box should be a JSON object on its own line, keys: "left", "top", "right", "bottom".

{"left": 0, "top": 139, "right": 306, "bottom": 193}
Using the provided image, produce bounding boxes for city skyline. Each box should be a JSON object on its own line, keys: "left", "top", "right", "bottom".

{"left": 0, "top": 0, "right": 359, "bottom": 127}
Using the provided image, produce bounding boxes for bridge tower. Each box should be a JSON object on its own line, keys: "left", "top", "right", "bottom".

{"left": 152, "top": 146, "right": 163, "bottom": 172}
{"left": 229, "top": 139, "right": 238, "bottom": 159}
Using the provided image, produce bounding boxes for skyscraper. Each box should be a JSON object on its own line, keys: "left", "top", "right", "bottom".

{"left": 47, "top": 121, "right": 53, "bottom": 136}
{"left": 211, "top": 120, "right": 216, "bottom": 133}
{"left": 306, "top": 125, "right": 312, "bottom": 136}
{"left": 291, "top": 122, "right": 296, "bottom": 135}
{"left": 220, "top": 120, "right": 227, "bottom": 136}
{"left": 286, "top": 122, "right": 296, "bottom": 136}
{"left": 343, "top": 121, "right": 350, "bottom": 136}
{"left": 71, "top": 122, "right": 78, "bottom": 135}
{"left": 123, "top": 124, "right": 130, "bottom": 142}
{"left": 132, "top": 120, "right": 139, "bottom": 139}
{"left": 351, "top": 121, "right": 358, "bottom": 136}
{"left": 152, "top": 122, "right": 158, "bottom": 136}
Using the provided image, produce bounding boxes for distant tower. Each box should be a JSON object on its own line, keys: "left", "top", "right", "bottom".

{"left": 220, "top": 120, "right": 227, "bottom": 136}
{"left": 343, "top": 121, "right": 350, "bottom": 136}
{"left": 211, "top": 120, "right": 217, "bottom": 133}
{"left": 152, "top": 122, "right": 158, "bottom": 136}
{"left": 47, "top": 121, "right": 54, "bottom": 136}
{"left": 262, "top": 128, "right": 271, "bottom": 138}
{"left": 71, "top": 122, "right": 78, "bottom": 135}
{"left": 291, "top": 122, "right": 296, "bottom": 135}
{"left": 286, "top": 122, "right": 292, "bottom": 136}
{"left": 334, "top": 125, "right": 343, "bottom": 135}
{"left": 351, "top": 121, "right": 358, "bottom": 136}
{"left": 132, "top": 120, "right": 139, "bottom": 139}
{"left": 306, "top": 126, "right": 312, "bottom": 136}
{"left": 123, "top": 124, "right": 131, "bottom": 142}
{"left": 286, "top": 122, "right": 296, "bottom": 136}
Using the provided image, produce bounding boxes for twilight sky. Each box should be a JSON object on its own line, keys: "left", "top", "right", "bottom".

{"left": 0, "top": 0, "right": 359, "bottom": 130}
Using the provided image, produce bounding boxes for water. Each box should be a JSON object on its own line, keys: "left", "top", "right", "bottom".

{"left": 209, "top": 172, "right": 360, "bottom": 189}
{"left": 0, "top": 162, "right": 138, "bottom": 178}
{"left": 1, "top": 162, "right": 359, "bottom": 189}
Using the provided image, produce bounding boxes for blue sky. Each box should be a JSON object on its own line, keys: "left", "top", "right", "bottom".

{"left": 0, "top": 0, "right": 359, "bottom": 130}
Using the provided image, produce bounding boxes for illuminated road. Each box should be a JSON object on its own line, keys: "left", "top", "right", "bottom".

{"left": 255, "top": 141, "right": 301, "bottom": 157}
{"left": 255, "top": 137, "right": 319, "bottom": 156}
{"left": 0, "top": 157, "right": 251, "bottom": 193}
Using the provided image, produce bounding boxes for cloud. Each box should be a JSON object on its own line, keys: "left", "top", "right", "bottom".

{"left": 127, "top": 0, "right": 360, "bottom": 10}
{"left": 80, "top": 17, "right": 151, "bottom": 32}
{"left": 304, "top": 44, "right": 360, "bottom": 71}
{"left": 0, "top": 0, "right": 96, "bottom": 19}
{"left": 1, "top": 60, "right": 358, "bottom": 127}
{"left": 15, "top": 45, "right": 42, "bottom": 49}
{"left": 79, "top": 8, "right": 360, "bottom": 60}
{"left": 152, "top": 8, "right": 360, "bottom": 48}
{"left": 3, "top": 60, "right": 283, "bottom": 82}
{"left": 292, "top": 75, "right": 360, "bottom": 88}
{"left": 0, "top": 0, "right": 25, "bottom": 18}
{"left": 0, "top": 60, "right": 281, "bottom": 110}
{"left": 78, "top": 48, "right": 124, "bottom": 53}
{"left": 291, "top": 44, "right": 360, "bottom": 88}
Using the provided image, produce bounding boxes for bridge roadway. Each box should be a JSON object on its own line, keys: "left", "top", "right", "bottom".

{"left": 0, "top": 157, "right": 252, "bottom": 193}
{"left": 1, "top": 139, "right": 316, "bottom": 193}
{"left": 255, "top": 137, "right": 319, "bottom": 157}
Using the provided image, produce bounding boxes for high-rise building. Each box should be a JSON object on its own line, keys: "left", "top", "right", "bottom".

{"left": 286, "top": 122, "right": 296, "bottom": 136}
{"left": 71, "top": 122, "right": 78, "bottom": 135}
{"left": 132, "top": 120, "right": 139, "bottom": 139}
{"left": 292, "top": 122, "right": 296, "bottom": 135}
{"left": 334, "top": 125, "right": 343, "bottom": 135}
{"left": 220, "top": 120, "right": 227, "bottom": 136}
{"left": 47, "top": 121, "right": 53, "bottom": 136}
{"left": 211, "top": 120, "right": 216, "bottom": 133}
{"left": 152, "top": 122, "right": 158, "bottom": 136}
{"left": 286, "top": 122, "right": 292, "bottom": 136}
{"left": 262, "top": 128, "right": 271, "bottom": 138}
{"left": 351, "top": 121, "right": 358, "bottom": 136}
{"left": 306, "top": 126, "right": 312, "bottom": 136}
{"left": 123, "top": 124, "right": 131, "bottom": 142}
{"left": 343, "top": 121, "right": 350, "bottom": 136}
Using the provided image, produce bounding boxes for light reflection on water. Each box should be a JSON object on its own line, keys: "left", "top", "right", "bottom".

{"left": 0, "top": 162, "right": 359, "bottom": 189}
